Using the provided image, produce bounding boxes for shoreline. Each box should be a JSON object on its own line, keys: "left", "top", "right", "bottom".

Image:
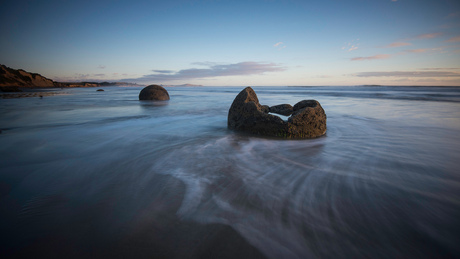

{"left": 0, "top": 88, "right": 71, "bottom": 99}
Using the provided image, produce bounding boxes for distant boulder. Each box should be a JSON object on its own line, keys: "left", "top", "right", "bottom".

{"left": 228, "top": 87, "right": 326, "bottom": 138}
{"left": 139, "top": 85, "right": 170, "bottom": 101}
{"left": 96, "top": 89, "right": 104, "bottom": 91}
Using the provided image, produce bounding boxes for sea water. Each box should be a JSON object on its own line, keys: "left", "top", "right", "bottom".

{"left": 1, "top": 86, "right": 459, "bottom": 258}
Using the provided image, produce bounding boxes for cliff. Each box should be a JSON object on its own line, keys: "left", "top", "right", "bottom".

{"left": 0, "top": 64, "right": 56, "bottom": 90}
{"left": 0, "top": 64, "right": 140, "bottom": 91}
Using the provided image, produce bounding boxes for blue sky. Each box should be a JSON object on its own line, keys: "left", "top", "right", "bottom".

{"left": 1, "top": 0, "right": 460, "bottom": 86}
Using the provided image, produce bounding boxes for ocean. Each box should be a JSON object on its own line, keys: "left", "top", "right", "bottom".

{"left": 1, "top": 85, "right": 459, "bottom": 258}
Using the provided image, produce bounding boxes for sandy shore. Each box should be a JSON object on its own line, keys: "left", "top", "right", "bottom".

{"left": 1, "top": 172, "right": 267, "bottom": 259}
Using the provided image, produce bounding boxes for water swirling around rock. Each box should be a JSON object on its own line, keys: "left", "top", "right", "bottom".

{"left": 228, "top": 87, "right": 327, "bottom": 139}
{"left": 0, "top": 86, "right": 459, "bottom": 258}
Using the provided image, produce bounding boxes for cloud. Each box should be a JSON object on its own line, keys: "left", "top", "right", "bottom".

{"left": 191, "top": 61, "right": 220, "bottom": 66}
{"left": 342, "top": 39, "right": 360, "bottom": 52}
{"left": 415, "top": 32, "right": 443, "bottom": 39}
{"left": 445, "top": 36, "right": 460, "bottom": 42}
{"left": 402, "top": 47, "right": 446, "bottom": 54}
{"left": 348, "top": 45, "right": 358, "bottom": 51}
{"left": 351, "top": 54, "right": 390, "bottom": 61}
{"left": 125, "top": 62, "right": 286, "bottom": 82}
{"left": 151, "top": 70, "right": 174, "bottom": 74}
{"left": 316, "top": 75, "right": 334, "bottom": 79}
{"left": 417, "top": 68, "right": 460, "bottom": 70}
{"left": 98, "top": 65, "right": 106, "bottom": 69}
{"left": 274, "top": 42, "right": 286, "bottom": 50}
{"left": 447, "top": 12, "right": 460, "bottom": 18}
{"left": 404, "top": 48, "right": 429, "bottom": 53}
{"left": 381, "top": 42, "right": 412, "bottom": 48}
{"left": 353, "top": 71, "right": 460, "bottom": 77}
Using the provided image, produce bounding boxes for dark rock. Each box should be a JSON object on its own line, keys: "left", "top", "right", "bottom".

{"left": 228, "top": 87, "right": 326, "bottom": 138}
{"left": 96, "top": 89, "right": 104, "bottom": 91}
{"left": 139, "top": 85, "right": 170, "bottom": 101}
{"left": 269, "top": 104, "right": 293, "bottom": 116}
{"left": 293, "top": 100, "right": 317, "bottom": 111}
{"left": 261, "top": 105, "right": 270, "bottom": 113}
{"left": 287, "top": 100, "right": 327, "bottom": 139}
{"left": 228, "top": 87, "right": 286, "bottom": 136}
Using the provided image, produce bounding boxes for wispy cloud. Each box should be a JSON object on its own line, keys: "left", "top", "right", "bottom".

{"left": 445, "top": 36, "right": 460, "bottom": 42}
{"left": 380, "top": 42, "right": 412, "bottom": 48}
{"left": 415, "top": 32, "right": 443, "bottom": 39}
{"left": 125, "top": 62, "right": 286, "bottom": 83}
{"left": 274, "top": 42, "right": 286, "bottom": 50}
{"left": 316, "top": 75, "right": 334, "bottom": 79}
{"left": 417, "top": 67, "right": 460, "bottom": 70}
{"left": 351, "top": 54, "right": 390, "bottom": 61}
{"left": 354, "top": 71, "right": 460, "bottom": 77}
{"left": 404, "top": 48, "right": 430, "bottom": 53}
{"left": 342, "top": 39, "right": 360, "bottom": 52}
{"left": 191, "top": 61, "right": 221, "bottom": 67}
{"left": 152, "top": 70, "right": 174, "bottom": 74}
{"left": 447, "top": 12, "right": 460, "bottom": 19}
{"left": 348, "top": 45, "right": 358, "bottom": 52}
{"left": 97, "top": 65, "right": 106, "bottom": 69}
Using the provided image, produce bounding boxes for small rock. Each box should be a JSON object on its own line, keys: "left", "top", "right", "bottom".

{"left": 97, "top": 89, "right": 104, "bottom": 91}
{"left": 269, "top": 104, "right": 293, "bottom": 116}
{"left": 288, "top": 100, "right": 327, "bottom": 139}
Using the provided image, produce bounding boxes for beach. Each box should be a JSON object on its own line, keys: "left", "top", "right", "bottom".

{"left": 1, "top": 86, "right": 459, "bottom": 258}
{"left": 0, "top": 88, "right": 71, "bottom": 99}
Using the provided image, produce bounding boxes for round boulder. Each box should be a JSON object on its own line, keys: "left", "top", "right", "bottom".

{"left": 139, "top": 85, "right": 170, "bottom": 101}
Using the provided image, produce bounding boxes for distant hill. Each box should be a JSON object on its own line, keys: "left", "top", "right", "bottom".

{"left": 163, "top": 83, "right": 204, "bottom": 87}
{"left": 0, "top": 64, "right": 140, "bottom": 92}
{"left": 0, "top": 64, "right": 56, "bottom": 90}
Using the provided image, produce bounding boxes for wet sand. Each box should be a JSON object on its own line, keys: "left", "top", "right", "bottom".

{"left": 1, "top": 173, "right": 266, "bottom": 259}
{"left": 0, "top": 88, "right": 70, "bottom": 99}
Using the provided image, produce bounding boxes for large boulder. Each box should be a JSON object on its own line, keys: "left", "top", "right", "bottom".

{"left": 228, "top": 87, "right": 326, "bottom": 138}
{"left": 139, "top": 85, "right": 170, "bottom": 101}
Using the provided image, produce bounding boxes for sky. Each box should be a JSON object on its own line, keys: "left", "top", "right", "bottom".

{"left": 1, "top": 0, "right": 460, "bottom": 86}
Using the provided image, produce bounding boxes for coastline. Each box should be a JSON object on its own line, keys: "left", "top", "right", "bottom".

{"left": 0, "top": 88, "right": 71, "bottom": 99}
